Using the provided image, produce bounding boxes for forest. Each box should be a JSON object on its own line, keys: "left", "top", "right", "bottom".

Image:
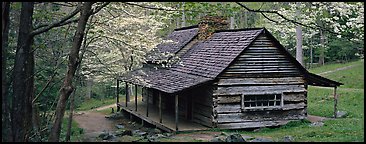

{"left": 1, "top": 2, "right": 364, "bottom": 142}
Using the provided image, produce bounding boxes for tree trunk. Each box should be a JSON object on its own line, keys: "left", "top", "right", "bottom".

{"left": 2, "top": 2, "right": 11, "bottom": 142}
{"left": 86, "top": 78, "right": 92, "bottom": 99}
{"left": 319, "top": 25, "right": 325, "bottom": 65}
{"left": 295, "top": 2, "right": 303, "bottom": 66}
{"left": 65, "top": 89, "right": 75, "bottom": 142}
{"left": 11, "top": 2, "right": 34, "bottom": 142}
{"left": 230, "top": 16, "right": 235, "bottom": 29}
{"left": 244, "top": 11, "right": 247, "bottom": 28}
{"left": 48, "top": 2, "right": 93, "bottom": 142}
{"left": 181, "top": 2, "right": 186, "bottom": 27}
{"left": 65, "top": 16, "right": 92, "bottom": 141}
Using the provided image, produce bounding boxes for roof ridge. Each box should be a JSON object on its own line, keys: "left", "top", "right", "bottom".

{"left": 174, "top": 25, "right": 199, "bottom": 31}
{"left": 214, "top": 27, "right": 265, "bottom": 33}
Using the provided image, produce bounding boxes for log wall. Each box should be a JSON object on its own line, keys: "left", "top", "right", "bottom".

{"left": 213, "top": 34, "right": 307, "bottom": 129}
{"left": 142, "top": 85, "right": 214, "bottom": 128}
{"left": 191, "top": 85, "right": 213, "bottom": 127}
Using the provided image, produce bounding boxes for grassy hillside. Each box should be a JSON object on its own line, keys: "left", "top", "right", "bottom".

{"left": 238, "top": 60, "right": 364, "bottom": 142}
{"left": 308, "top": 60, "right": 363, "bottom": 74}
{"left": 319, "top": 60, "right": 364, "bottom": 89}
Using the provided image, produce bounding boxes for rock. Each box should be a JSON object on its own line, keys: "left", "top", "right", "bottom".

{"left": 132, "top": 130, "right": 147, "bottom": 137}
{"left": 139, "top": 132, "right": 148, "bottom": 137}
{"left": 103, "top": 134, "right": 114, "bottom": 140}
{"left": 115, "top": 130, "right": 132, "bottom": 137}
{"left": 210, "top": 136, "right": 224, "bottom": 142}
{"left": 98, "top": 131, "right": 114, "bottom": 140}
{"left": 249, "top": 137, "right": 273, "bottom": 142}
{"left": 106, "top": 112, "right": 125, "bottom": 119}
{"left": 98, "top": 131, "right": 108, "bottom": 138}
{"left": 115, "top": 124, "right": 125, "bottom": 129}
{"left": 253, "top": 128, "right": 263, "bottom": 132}
{"left": 220, "top": 132, "right": 229, "bottom": 136}
{"left": 225, "top": 133, "right": 245, "bottom": 142}
{"left": 283, "top": 135, "right": 294, "bottom": 142}
{"left": 310, "top": 122, "right": 324, "bottom": 127}
{"left": 241, "top": 135, "right": 255, "bottom": 141}
{"left": 335, "top": 111, "right": 348, "bottom": 118}
{"left": 147, "top": 135, "right": 158, "bottom": 142}
{"left": 163, "top": 133, "right": 173, "bottom": 137}
{"left": 153, "top": 128, "right": 162, "bottom": 134}
{"left": 115, "top": 129, "right": 132, "bottom": 137}
{"left": 155, "top": 134, "right": 166, "bottom": 139}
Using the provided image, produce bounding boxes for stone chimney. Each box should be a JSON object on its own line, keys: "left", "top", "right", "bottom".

{"left": 198, "top": 16, "right": 229, "bottom": 40}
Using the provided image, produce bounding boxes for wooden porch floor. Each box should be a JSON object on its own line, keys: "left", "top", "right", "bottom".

{"left": 117, "top": 98, "right": 209, "bottom": 132}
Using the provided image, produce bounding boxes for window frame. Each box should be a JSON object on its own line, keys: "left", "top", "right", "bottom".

{"left": 240, "top": 93, "right": 284, "bottom": 111}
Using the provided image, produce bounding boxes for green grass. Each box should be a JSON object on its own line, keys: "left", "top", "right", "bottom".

{"left": 96, "top": 108, "right": 115, "bottom": 115}
{"left": 76, "top": 97, "right": 116, "bottom": 111}
{"left": 60, "top": 117, "right": 84, "bottom": 142}
{"left": 321, "top": 63, "right": 364, "bottom": 89}
{"left": 237, "top": 86, "right": 364, "bottom": 142}
{"left": 308, "top": 60, "right": 363, "bottom": 74}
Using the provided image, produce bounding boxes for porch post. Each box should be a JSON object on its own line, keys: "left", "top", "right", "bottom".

{"left": 116, "top": 79, "right": 120, "bottom": 112}
{"left": 146, "top": 89, "right": 149, "bottom": 117}
{"left": 175, "top": 94, "right": 179, "bottom": 131}
{"left": 125, "top": 82, "right": 128, "bottom": 107}
{"left": 334, "top": 86, "right": 338, "bottom": 118}
{"left": 135, "top": 84, "right": 138, "bottom": 111}
{"left": 141, "top": 87, "right": 144, "bottom": 102}
{"left": 159, "top": 92, "right": 162, "bottom": 123}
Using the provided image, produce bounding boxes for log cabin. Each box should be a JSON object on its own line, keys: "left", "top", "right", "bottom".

{"left": 116, "top": 16, "right": 342, "bottom": 132}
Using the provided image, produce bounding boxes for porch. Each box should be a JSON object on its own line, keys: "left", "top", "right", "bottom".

{"left": 115, "top": 81, "right": 210, "bottom": 132}
{"left": 117, "top": 100, "right": 209, "bottom": 132}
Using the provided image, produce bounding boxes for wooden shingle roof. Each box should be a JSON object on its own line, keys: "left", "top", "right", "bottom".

{"left": 146, "top": 26, "right": 198, "bottom": 62}
{"left": 170, "top": 29, "right": 263, "bottom": 78}
{"left": 119, "top": 67, "right": 212, "bottom": 94}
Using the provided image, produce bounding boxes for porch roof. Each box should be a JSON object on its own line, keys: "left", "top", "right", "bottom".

{"left": 118, "top": 67, "right": 213, "bottom": 94}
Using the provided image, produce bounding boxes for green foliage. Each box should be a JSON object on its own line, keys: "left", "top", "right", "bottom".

{"left": 76, "top": 98, "right": 115, "bottom": 111}
{"left": 308, "top": 59, "right": 362, "bottom": 74}
{"left": 322, "top": 62, "right": 364, "bottom": 89}
{"left": 60, "top": 117, "right": 84, "bottom": 142}
{"left": 309, "top": 60, "right": 364, "bottom": 89}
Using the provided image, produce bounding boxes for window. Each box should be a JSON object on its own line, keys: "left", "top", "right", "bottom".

{"left": 241, "top": 94, "right": 283, "bottom": 110}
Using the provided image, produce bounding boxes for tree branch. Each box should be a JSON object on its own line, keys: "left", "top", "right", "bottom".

{"left": 89, "top": 2, "right": 110, "bottom": 16}
{"left": 235, "top": 2, "right": 342, "bottom": 36}
{"left": 122, "top": 2, "right": 187, "bottom": 12}
{"left": 31, "top": 5, "right": 81, "bottom": 36}
{"left": 31, "top": 2, "right": 109, "bottom": 37}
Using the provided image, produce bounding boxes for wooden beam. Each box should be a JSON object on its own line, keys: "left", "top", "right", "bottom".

{"left": 125, "top": 82, "right": 128, "bottom": 107}
{"left": 141, "top": 87, "right": 144, "bottom": 102}
{"left": 116, "top": 80, "right": 120, "bottom": 112}
{"left": 334, "top": 86, "right": 338, "bottom": 118}
{"left": 159, "top": 92, "right": 162, "bottom": 123}
{"left": 240, "top": 94, "right": 244, "bottom": 110}
{"left": 175, "top": 94, "right": 179, "bottom": 131}
{"left": 135, "top": 84, "right": 138, "bottom": 111}
{"left": 146, "top": 89, "right": 149, "bottom": 117}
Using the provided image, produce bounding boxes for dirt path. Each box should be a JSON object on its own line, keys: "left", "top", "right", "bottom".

{"left": 73, "top": 104, "right": 122, "bottom": 142}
